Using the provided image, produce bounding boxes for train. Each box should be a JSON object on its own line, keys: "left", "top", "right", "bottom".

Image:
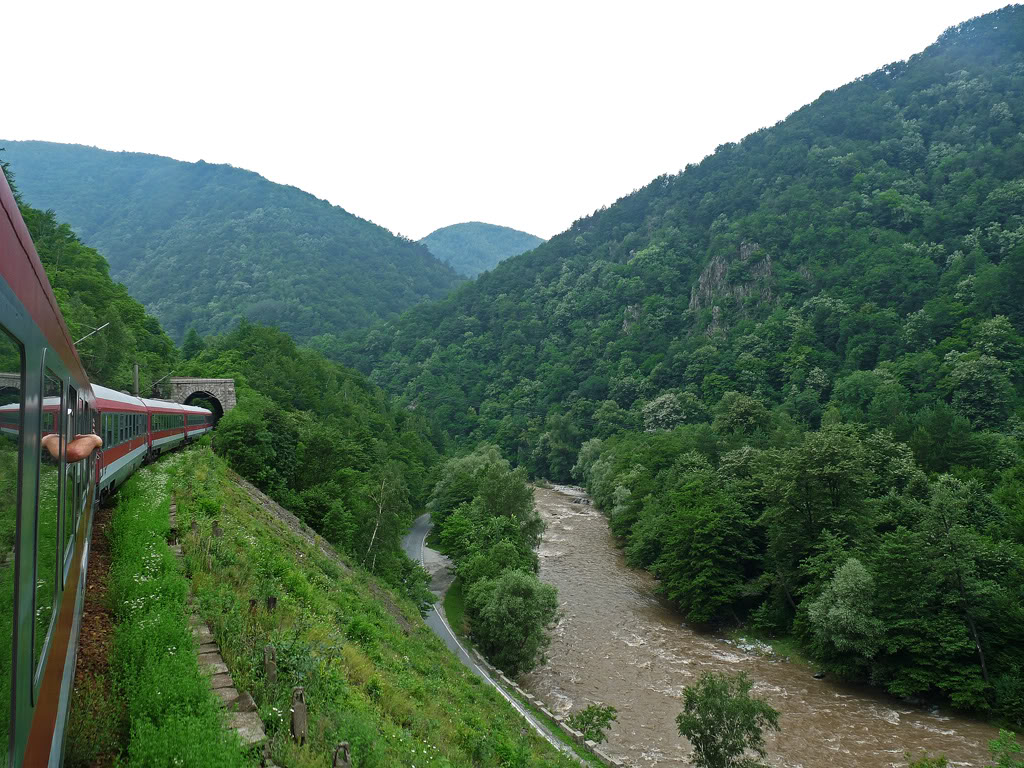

{"left": 1, "top": 170, "right": 213, "bottom": 765}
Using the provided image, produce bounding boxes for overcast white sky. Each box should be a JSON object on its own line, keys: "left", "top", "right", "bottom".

{"left": 3, "top": 1, "right": 1011, "bottom": 240}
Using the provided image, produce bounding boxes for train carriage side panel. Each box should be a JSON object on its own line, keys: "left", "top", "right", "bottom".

{"left": 141, "top": 399, "right": 187, "bottom": 456}
{"left": 181, "top": 403, "right": 214, "bottom": 439}
{"left": 2, "top": 167, "right": 97, "bottom": 767}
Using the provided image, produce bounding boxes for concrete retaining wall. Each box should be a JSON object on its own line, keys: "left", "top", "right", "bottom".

{"left": 480, "top": 653, "right": 627, "bottom": 767}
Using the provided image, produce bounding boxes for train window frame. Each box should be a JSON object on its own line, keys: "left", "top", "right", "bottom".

{"left": 62, "top": 388, "right": 77, "bottom": 574}
{"left": 34, "top": 366, "right": 64, "bottom": 693}
{"left": 0, "top": 324, "right": 25, "bottom": 754}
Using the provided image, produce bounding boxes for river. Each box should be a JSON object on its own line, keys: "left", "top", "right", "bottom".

{"left": 518, "top": 485, "right": 1003, "bottom": 768}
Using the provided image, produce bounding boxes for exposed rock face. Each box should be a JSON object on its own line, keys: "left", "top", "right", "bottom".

{"left": 689, "top": 242, "right": 773, "bottom": 330}
{"left": 621, "top": 304, "right": 641, "bottom": 334}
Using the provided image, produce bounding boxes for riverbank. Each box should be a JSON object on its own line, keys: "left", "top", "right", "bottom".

{"left": 520, "top": 484, "right": 1005, "bottom": 768}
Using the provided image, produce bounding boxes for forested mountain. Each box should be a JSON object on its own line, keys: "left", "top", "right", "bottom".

{"left": 341, "top": 7, "right": 1024, "bottom": 719}
{"left": 1, "top": 155, "right": 176, "bottom": 391}
{"left": 0, "top": 141, "right": 462, "bottom": 342}
{"left": 419, "top": 221, "right": 544, "bottom": 277}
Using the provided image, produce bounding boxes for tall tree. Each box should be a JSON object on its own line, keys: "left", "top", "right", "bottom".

{"left": 676, "top": 671, "right": 781, "bottom": 768}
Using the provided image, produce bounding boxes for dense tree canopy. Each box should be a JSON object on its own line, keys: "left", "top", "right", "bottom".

{"left": 337, "top": 8, "right": 1024, "bottom": 486}
{"left": 428, "top": 444, "right": 555, "bottom": 674}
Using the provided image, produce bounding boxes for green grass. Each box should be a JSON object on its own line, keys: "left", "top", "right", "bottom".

{"left": 442, "top": 577, "right": 468, "bottom": 641}
{"left": 505, "top": 688, "right": 606, "bottom": 768}
{"left": 168, "top": 445, "right": 579, "bottom": 768}
{"left": 107, "top": 457, "right": 251, "bottom": 767}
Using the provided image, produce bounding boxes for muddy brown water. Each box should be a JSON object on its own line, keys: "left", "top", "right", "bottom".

{"left": 519, "top": 485, "right": 1003, "bottom": 768}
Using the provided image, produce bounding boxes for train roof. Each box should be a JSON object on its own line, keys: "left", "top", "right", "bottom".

{"left": 92, "top": 385, "right": 147, "bottom": 410}
{"left": 139, "top": 397, "right": 185, "bottom": 412}
{"left": 0, "top": 396, "right": 61, "bottom": 411}
{"left": 139, "top": 398, "right": 211, "bottom": 415}
{"left": 9, "top": 392, "right": 214, "bottom": 417}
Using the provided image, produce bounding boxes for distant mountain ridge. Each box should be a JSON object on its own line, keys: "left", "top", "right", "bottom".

{"left": 419, "top": 221, "right": 543, "bottom": 277}
{"left": 0, "top": 141, "right": 463, "bottom": 342}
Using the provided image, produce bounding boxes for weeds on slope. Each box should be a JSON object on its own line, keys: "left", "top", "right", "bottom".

{"left": 170, "top": 445, "right": 578, "bottom": 768}
{"left": 107, "top": 461, "right": 250, "bottom": 768}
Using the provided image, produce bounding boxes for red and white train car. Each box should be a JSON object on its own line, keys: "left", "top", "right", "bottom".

{"left": 141, "top": 398, "right": 187, "bottom": 457}
{"left": 93, "top": 385, "right": 149, "bottom": 500}
{"left": 90, "top": 390, "right": 216, "bottom": 499}
{"left": 183, "top": 403, "right": 215, "bottom": 440}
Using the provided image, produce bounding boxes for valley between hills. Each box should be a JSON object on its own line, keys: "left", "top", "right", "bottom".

{"left": 3, "top": 6, "right": 1024, "bottom": 767}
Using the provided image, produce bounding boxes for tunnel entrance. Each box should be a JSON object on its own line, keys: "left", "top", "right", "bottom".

{"left": 184, "top": 391, "right": 225, "bottom": 423}
{"left": 168, "top": 377, "right": 236, "bottom": 421}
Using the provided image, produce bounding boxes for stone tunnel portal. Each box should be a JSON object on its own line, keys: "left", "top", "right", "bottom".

{"left": 168, "top": 378, "right": 236, "bottom": 423}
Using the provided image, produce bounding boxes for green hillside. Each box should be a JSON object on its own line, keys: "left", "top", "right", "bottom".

{"left": 343, "top": 7, "right": 1024, "bottom": 474}
{"left": 339, "top": 7, "right": 1024, "bottom": 719}
{"left": 419, "top": 222, "right": 543, "bottom": 278}
{"left": 0, "top": 142, "right": 463, "bottom": 342}
{"left": 180, "top": 321, "right": 444, "bottom": 604}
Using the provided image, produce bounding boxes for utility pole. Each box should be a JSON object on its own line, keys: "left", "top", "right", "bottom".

{"left": 133, "top": 363, "right": 140, "bottom": 397}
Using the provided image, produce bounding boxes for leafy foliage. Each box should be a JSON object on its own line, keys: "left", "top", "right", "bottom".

{"left": 566, "top": 704, "right": 617, "bottom": 744}
{"left": 465, "top": 569, "right": 558, "bottom": 677}
{"left": 419, "top": 221, "right": 544, "bottom": 278}
{"left": 183, "top": 322, "right": 441, "bottom": 603}
{"left": 675, "top": 671, "right": 780, "bottom": 768}
{"left": 987, "top": 730, "right": 1024, "bottom": 768}
{"left": 1, "top": 141, "right": 462, "bottom": 342}
{"left": 428, "top": 445, "right": 555, "bottom": 675}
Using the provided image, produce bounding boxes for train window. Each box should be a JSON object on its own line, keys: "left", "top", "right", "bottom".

{"left": 36, "top": 369, "right": 62, "bottom": 682}
{"left": 0, "top": 326, "right": 24, "bottom": 751}
{"left": 63, "top": 389, "right": 77, "bottom": 564}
